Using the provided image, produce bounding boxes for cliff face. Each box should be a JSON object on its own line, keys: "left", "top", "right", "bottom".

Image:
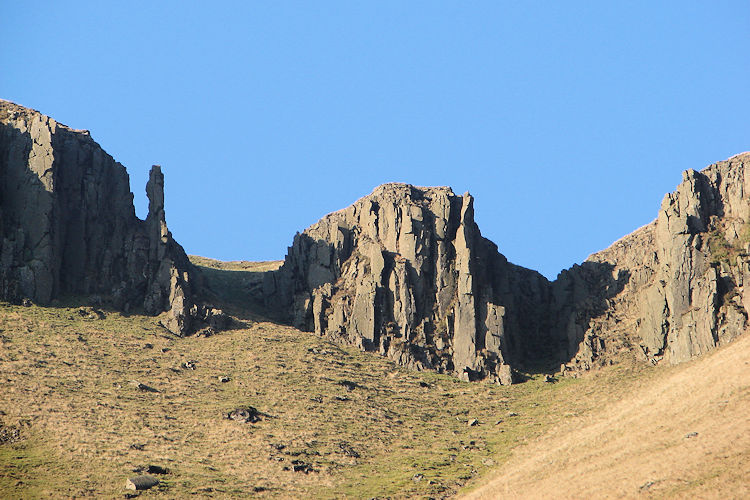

{"left": 0, "top": 100, "right": 198, "bottom": 334}
{"left": 264, "top": 183, "right": 551, "bottom": 383}
{"left": 266, "top": 154, "right": 750, "bottom": 381}
{"left": 3, "top": 99, "right": 747, "bottom": 380}
{"left": 558, "top": 153, "right": 750, "bottom": 373}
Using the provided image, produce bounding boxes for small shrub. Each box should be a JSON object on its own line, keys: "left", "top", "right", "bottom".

{"left": 707, "top": 230, "right": 733, "bottom": 265}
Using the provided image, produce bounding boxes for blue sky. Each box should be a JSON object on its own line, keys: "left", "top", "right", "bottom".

{"left": 2, "top": 2, "right": 749, "bottom": 279}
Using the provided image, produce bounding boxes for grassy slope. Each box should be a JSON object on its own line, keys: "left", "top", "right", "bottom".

{"left": 464, "top": 333, "right": 750, "bottom": 499}
{"left": 0, "top": 258, "right": 746, "bottom": 498}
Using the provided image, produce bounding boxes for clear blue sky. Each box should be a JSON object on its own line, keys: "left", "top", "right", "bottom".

{"left": 2, "top": 2, "right": 749, "bottom": 279}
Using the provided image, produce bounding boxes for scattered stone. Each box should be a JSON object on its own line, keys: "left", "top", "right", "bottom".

{"left": 338, "top": 380, "right": 358, "bottom": 391}
{"left": 418, "top": 381, "right": 431, "bottom": 388}
{"left": 310, "top": 395, "right": 323, "bottom": 403}
{"left": 218, "top": 376, "right": 230, "bottom": 383}
{"left": 130, "top": 381, "right": 159, "bottom": 393}
{"left": 461, "top": 440, "right": 479, "bottom": 450}
{"left": 685, "top": 432, "right": 699, "bottom": 439}
{"left": 146, "top": 465, "right": 169, "bottom": 475}
{"left": 227, "top": 407, "right": 261, "bottom": 423}
{"left": 337, "top": 442, "right": 360, "bottom": 458}
{"left": 307, "top": 347, "right": 333, "bottom": 355}
{"left": 291, "top": 460, "right": 313, "bottom": 473}
{"left": 496, "top": 364, "right": 515, "bottom": 386}
{"left": 334, "top": 395, "right": 350, "bottom": 402}
{"left": 507, "top": 412, "right": 518, "bottom": 417}
{"left": 196, "top": 327, "right": 215, "bottom": 338}
{"left": 129, "top": 443, "right": 145, "bottom": 451}
{"left": 143, "top": 343, "right": 153, "bottom": 349}
{"left": 494, "top": 419, "right": 503, "bottom": 425}
{"left": 543, "top": 374, "right": 556, "bottom": 383}
{"left": 639, "top": 480, "right": 658, "bottom": 492}
{"left": 183, "top": 360, "right": 197, "bottom": 370}
{"left": 125, "top": 475, "right": 159, "bottom": 491}
{"left": 412, "top": 473, "right": 424, "bottom": 482}
{"left": 21, "top": 298, "right": 32, "bottom": 307}
{"left": 467, "top": 419, "right": 479, "bottom": 427}
{"left": 77, "top": 307, "right": 105, "bottom": 320}
{"left": 204, "top": 308, "right": 231, "bottom": 330}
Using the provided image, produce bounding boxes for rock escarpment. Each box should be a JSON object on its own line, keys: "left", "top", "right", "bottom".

{"left": 264, "top": 184, "right": 551, "bottom": 383}
{"left": 4, "top": 99, "right": 747, "bottom": 380}
{"left": 0, "top": 100, "right": 204, "bottom": 334}
{"left": 266, "top": 154, "right": 750, "bottom": 381}
{"left": 557, "top": 153, "right": 750, "bottom": 373}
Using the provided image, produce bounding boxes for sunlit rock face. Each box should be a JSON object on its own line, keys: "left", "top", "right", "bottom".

{"left": 555, "top": 153, "right": 750, "bottom": 374}
{"left": 267, "top": 154, "right": 750, "bottom": 382}
{"left": 264, "top": 183, "right": 551, "bottom": 383}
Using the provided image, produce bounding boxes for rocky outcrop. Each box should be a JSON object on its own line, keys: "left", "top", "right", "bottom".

{"left": 0, "top": 99, "right": 204, "bottom": 334}
{"left": 264, "top": 183, "right": 551, "bottom": 382}
{"left": 5, "top": 99, "right": 746, "bottom": 379}
{"left": 265, "top": 154, "right": 750, "bottom": 381}
{"left": 556, "top": 153, "right": 750, "bottom": 373}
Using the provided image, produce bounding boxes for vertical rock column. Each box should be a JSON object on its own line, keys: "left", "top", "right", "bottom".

{"left": 143, "top": 165, "right": 194, "bottom": 334}
{"left": 452, "top": 194, "right": 480, "bottom": 377}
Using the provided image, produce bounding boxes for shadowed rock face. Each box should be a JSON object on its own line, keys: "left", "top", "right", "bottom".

{"left": 0, "top": 100, "right": 197, "bottom": 334}
{"left": 264, "top": 183, "right": 551, "bottom": 383}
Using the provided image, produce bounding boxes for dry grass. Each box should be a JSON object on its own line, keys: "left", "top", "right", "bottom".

{"left": 1, "top": 258, "right": 747, "bottom": 498}
{"left": 0, "top": 310, "right": 645, "bottom": 497}
{"left": 463, "top": 333, "right": 750, "bottom": 499}
{"left": 189, "top": 255, "right": 282, "bottom": 273}
{"left": 188, "top": 255, "right": 282, "bottom": 319}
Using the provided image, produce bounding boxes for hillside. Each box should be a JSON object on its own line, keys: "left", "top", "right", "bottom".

{"left": 2, "top": 100, "right": 749, "bottom": 497}
{"left": 0, "top": 257, "right": 705, "bottom": 498}
{"left": 464, "top": 331, "right": 750, "bottom": 499}
{"left": 2, "top": 258, "right": 747, "bottom": 498}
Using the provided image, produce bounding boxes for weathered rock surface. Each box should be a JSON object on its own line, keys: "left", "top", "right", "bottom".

{"left": 0, "top": 100, "right": 202, "bottom": 334}
{"left": 264, "top": 183, "right": 551, "bottom": 382}
{"left": 5, "top": 99, "right": 747, "bottom": 379}
{"left": 265, "top": 153, "right": 750, "bottom": 381}
{"left": 556, "top": 152, "right": 750, "bottom": 372}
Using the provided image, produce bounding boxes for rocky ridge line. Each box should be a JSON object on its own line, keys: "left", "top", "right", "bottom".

{"left": 265, "top": 154, "right": 750, "bottom": 382}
